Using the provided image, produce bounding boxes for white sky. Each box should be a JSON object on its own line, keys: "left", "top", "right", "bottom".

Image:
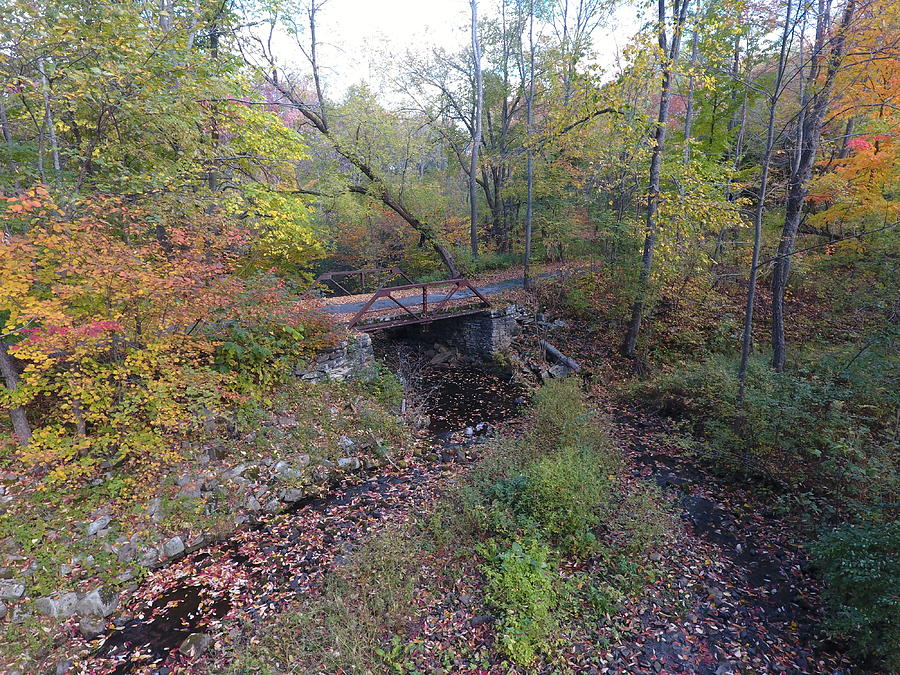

{"left": 295, "top": 0, "right": 642, "bottom": 97}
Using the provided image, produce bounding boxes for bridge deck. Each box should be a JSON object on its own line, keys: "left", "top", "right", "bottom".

{"left": 344, "top": 278, "right": 491, "bottom": 330}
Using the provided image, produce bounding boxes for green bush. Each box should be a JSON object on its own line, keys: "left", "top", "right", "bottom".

{"left": 481, "top": 538, "right": 557, "bottom": 665}
{"left": 632, "top": 354, "right": 896, "bottom": 497}
{"left": 811, "top": 521, "right": 900, "bottom": 670}
{"left": 530, "top": 378, "right": 589, "bottom": 450}
{"left": 515, "top": 446, "right": 615, "bottom": 553}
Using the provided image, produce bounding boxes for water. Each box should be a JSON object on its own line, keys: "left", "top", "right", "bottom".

{"left": 419, "top": 366, "right": 528, "bottom": 433}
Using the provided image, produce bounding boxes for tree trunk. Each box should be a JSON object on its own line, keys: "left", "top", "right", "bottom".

{"left": 738, "top": 0, "right": 793, "bottom": 403}
{"left": 38, "top": 58, "right": 60, "bottom": 176}
{"left": 623, "top": 0, "right": 691, "bottom": 356}
{"left": 683, "top": 1, "right": 700, "bottom": 165}
{"left": 0, "top": 341, "right": 31, "bottom": 445}
{"left": 524, "top": 0, "right": 536, "bottom": 290}
{"left": 469, "top": 0, "right": 484, "bottom": 259}
{"left": 771, "top": 0, "right": 857, "bottom": 372}
{"left": 837, "top": 116, "right": 855, "bottom": 159}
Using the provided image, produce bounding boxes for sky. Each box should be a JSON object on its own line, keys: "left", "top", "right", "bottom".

{"left": 279, "top": 0, "right": 643, "bottom": 97}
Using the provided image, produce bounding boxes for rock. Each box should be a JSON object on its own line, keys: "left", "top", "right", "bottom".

{"left": 223, "top": 463, "right": 248, "bottom": 480}
{"left": 78, "top": 617, "right": 105, "bottom": 639}
{"left": 264, "top": 499, "right": 280, "bottom": 513}
{"left": 279, "top": 488, "right": 305, "bottom": 503}
{"left": 274, "top": 461, "right": 302, "bottom": 481}
{"left": 186, "top": 534, "right": 207, "bottom": 553}
{"left": 337, "top": 457, "right": 360, "bottom": 471}
{"left": 146, "top": 498, "right": 163, "bottom": 522}
{"left": 55, "top": 660, "right": 73, "bottom": 675}
{"left": 337, "top": 435, "right": 355, "bottom": 450}
{"left": 116, "top": 544, "right": 135, "bottom": 563}
{"left": 295, "top": 454, "right": 311, "bottom": 468}
{"left": 548, "top": 363, "right": 571, "bottom": 379}
{"left": 0, "top": 580, "right": 24, "bottom": 600}
{"left": 277, "top": 414, "right": 298, "bottom": 427}
{"left": 0, "top": 601, "right": 6, "bottom": 619}
{"left": 179, "top": 632, "right": 211, "bottom": 658}
{"left": 137, "top": 547, "right": 158, "bottom": 567}
{"left": 245, "top": 497, "right": 262, "bottom": 512}
{"left": 178, "top": 486, "right": 201, "bottom": 500}
{"left": 86, "top": 515, "right": 111, "bottom": 536}
{"left": 34, "top": 592, "right": 79, "bottom": 618}
{"left": 162, "top": 536, "right": 185, "bottom": 558}
{"left": 76, "top": 587, "right": 119, "bottom": 618}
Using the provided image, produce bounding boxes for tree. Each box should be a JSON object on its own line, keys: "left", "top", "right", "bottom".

{"left": 524, "top": 0, "right": 537, "bottom": 289}
{"left": 470, "top": 0, "right": 485, "bottom": 260}
{"left": 771, "top": 0, "right": 858, "bottom": 371}
{"left": 240, "top": 0, "right": 463, "bottom": 277}
{"left": 623, "top": 0, "right": 692, "bottom": 356}
{"left": 738, "top": 0, "right": 795, "bottom": 403}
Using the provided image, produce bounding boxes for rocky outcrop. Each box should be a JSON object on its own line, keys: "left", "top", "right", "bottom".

{"left": 294, "top": 332, "right": 374, "bottom": 383}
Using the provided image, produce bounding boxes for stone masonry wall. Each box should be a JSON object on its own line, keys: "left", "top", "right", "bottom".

{"left": 413, "top": 305, "right": 523, "bottom": 358}
{"left": 294, "top": 332, "right": 375, "bottom": 383}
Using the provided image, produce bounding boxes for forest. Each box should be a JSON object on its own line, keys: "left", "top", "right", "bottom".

{"left": 0, "top": 0, "right": 897, "bottom": 673}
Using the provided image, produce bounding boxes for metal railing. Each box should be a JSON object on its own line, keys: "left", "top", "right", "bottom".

{"left": 348, "top": 278, "right": 491, "bottom": 329}
{"left": 315, "top": 267, "right": 413, "bottom": 296}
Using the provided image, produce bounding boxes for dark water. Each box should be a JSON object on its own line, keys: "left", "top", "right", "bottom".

{"left": 85, "top": 366, "right": 525, "bottom": 673}
{"left": 419, "top": 366, "right": 528, "bottom": 433}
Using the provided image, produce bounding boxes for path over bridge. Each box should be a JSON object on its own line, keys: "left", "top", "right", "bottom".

{"left": 322, "top": 275, "right": 535, "bottom": 322}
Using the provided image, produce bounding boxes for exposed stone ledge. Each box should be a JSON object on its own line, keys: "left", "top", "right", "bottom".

{"left": 294, "top": 332, "right": 374, "bottom": 383}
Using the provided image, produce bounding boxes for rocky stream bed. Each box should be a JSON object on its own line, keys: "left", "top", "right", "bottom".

{"left": 41, "top": 367, "right": 872, "bottom": 674}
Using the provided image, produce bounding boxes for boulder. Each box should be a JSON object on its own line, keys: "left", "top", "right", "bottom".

{"left": 180, "top": 632, "right": 211, "bottom": 658}
{"left": 279, "top": 488, "right": 304, "bottom": 503}
{"left": 34, "top": 592, "right": 79, "bottom": 618}
{"left": 337, "top": 435, "right": 355, "bottom": 450}
{"left": 0, "top": 580, "right": 24, "bottom": 600}
{"left": 337, "top": 457, "right": 361, "bottom": 471}
{"left": 145, "top": 498, "right": 163, "bottom": 523}
{"left": 86, "top": 515, "right": 111, "bottom": 537}
{"left": 274, "top": 461, "right": 302, "bottom": 481}
{"left": 75, "top": 587, "right": 119, "bottom": 618}
{"left": 162, "top": 536, "right": 185, "bottom": 558}
{"left": 77, "top": 617, "right": 105, "bottom": 639}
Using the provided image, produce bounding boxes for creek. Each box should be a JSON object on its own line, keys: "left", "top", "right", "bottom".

{"left": 75, "top": 364, "right": 526, "bottom": 674}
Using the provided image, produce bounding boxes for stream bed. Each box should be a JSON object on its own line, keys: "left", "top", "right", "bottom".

{"left": 69, "top": 366, "right": 526, "bottom": 674}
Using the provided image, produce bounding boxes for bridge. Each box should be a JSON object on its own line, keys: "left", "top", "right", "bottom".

{"left": 314, "top": 269, "right": 494, "bottom": 331}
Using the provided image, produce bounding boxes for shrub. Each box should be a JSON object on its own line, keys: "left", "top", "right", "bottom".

{"left": 514, "top": 446, "right": 615, "bottom": 553}
{"left": 481, "top": 538, "right": 557, "bottom": 665}
{"left": 529, "top": 378, "right": 589, "bottom": 451}
{"left": 812, "top": 521, "right": 900, "bottom": 670}
{"left": 632, "top": 354, "right": 896, "bottom": 498}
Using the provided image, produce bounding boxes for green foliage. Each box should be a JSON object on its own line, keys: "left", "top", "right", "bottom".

{"left": 481, "top": 538, "right": 557, "bottom": 666}
{"left": 497, "top": 447, "right": 614, "bottom": 553}
{"left": 530, "top": 378, "right": 590, "bottom": 450}
{"left": 431, "top": 380, "right": 671, "bottom": 667}
{"left": 361, "top": 360, "right": 405, "bottom": 408}
{"left": 634, "top": 354, "right": 895, "bottom": 493}
{"left": 812, "top": 521, "right": 900, "bottom": 669}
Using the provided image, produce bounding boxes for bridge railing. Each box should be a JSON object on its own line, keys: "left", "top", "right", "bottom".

{"left": 347, "top": 278, "right": 491, "bottom": 329}
{"left": 315, "top": 267, "right": 413, "bottom": 296}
